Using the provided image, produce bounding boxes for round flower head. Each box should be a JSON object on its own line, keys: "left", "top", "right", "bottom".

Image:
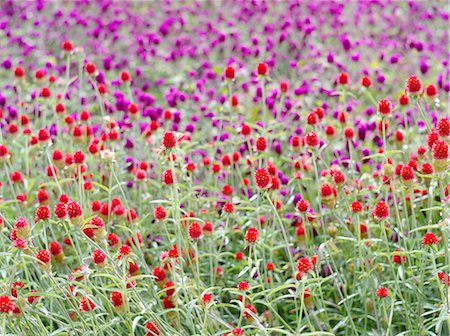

{"left": 405, "top": 75, "right": 422, "bottom": 95}
{"left": 254, "top": 168, "right": 271, "bottom": 189}
{"left": 162, "top": 131, "right": 177, "bottom": 148}
{"left": 154, "top": 206, "right": 167, "bottom": 221}
{"left": 0, "top": 296, "right": 15, "bottom": 313}
{"left": 257, "top": 62, "right": 268, "bottom": 76}
{"left": 188, "top": 222, "right": 202, "bottom": 239}
{"left": 297, "top": 257, "right": 313, "bottom": 273}
{"left": 224, "top": 66, "right": 235, "bottom": 80}
{"left": 432, "top": 141, "right": 449, "bottom": 172}
{"left": 305, "top": 131, "right": 319, "bottom": 149}
{"left": 296, "top": 199, "right": 310, "bottom": 212}
{"left": 244, "top": 227, "right": 259, "bottom": 243}
{"left": 372, "top": 201, "right": 389, "bottom": 222}
{"left": 376, "top": 286, "right": 389, "bottom": 298}
{"left": 110, "top": 291, "right": 125, "bottom": 311}
{"left": 377, "top": 99, "right": 392, "bottom": 116}
{"left": 422, "top": 232, "right": 438, "bottom": 245}
{"left": 145, "top": 321, "right": 160, "bottom": 336}
{"left": 436, "top": 118, "right": 450, "bottom": 138}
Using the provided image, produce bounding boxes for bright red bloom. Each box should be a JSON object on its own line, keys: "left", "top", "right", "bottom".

{"left": 237, "top": 281, "right": 250, "bottom": 291}
{"left": 110, "top": 291, "right": 124, "bottom": 308}
{"left": 223, "top": 202, "right": 235, "bottom": 213}
{"left": 426, "top": 84, "right": 437, "bottom": 97}
{"left": 422, "top": 232, "right": 438, "bottom": 245}
{"left": 154, "top": 206, "right": 167, "bottom": 221}
{"left": 296, "top": 257, "right": 313, "bottom": 273}
{"left": 163, "top": 281, "right": 175, "bottom": 296}
{"left": 255, "top": 136, "right": 267, "bottom": 151}
{"left": 162, "top": 169, "right": 175, "bottom": 185}
{"left": 152, "top": 267, "right": 166, "bottom": 282}
{"left": 35, "top": 205, "right": 51, "bottom": 221}
{"left": 85, "top": 62, "right": 96, "bottom": 75}
{"left": 361, "top": 76, "right": 371, "bottom": 87}
{"left": 0, "top": 296, "right": 14, "bottom": 313}
{"left": 162, "top": 131, "right": 177, "bottom": 148}
{"left": 145, "top": 321, "right": 160, "bottom": 336}
{"left": 376, "top": 286, "right": 389, "bottom": 298}
{"left": 79, "top": 296, "right": 96, "bottom": 312}
{"left": 36, "top": 249, "right": 51, "bottom": 265}
{"left": 296, "top": 199, "right": 310, "bottom": 212}
{"left": 377, "top": 99, "right": 392, "bottom": 116}
{"left": 305, "top": 131, "right": 319, "bottom": 149}
{"left": 224, "top": 66, "right": 235, "bottom": 79}
{"left": 405, "top": 75, "right": 422, "bottom": 94}
{"left": 372, "top": 201, "right": 389, "bottom": 221}
{"left": 201, "top": 293, "right": 213, "bottom": 304}
{"left": 433, "top": 141, "right": 449, "bottom": 160}
{"left": 338, "top": 72, "right": 349, "bottom": 85}
{"left": 188, "top": 222, "right": 202, "bottom": 239}
{"left": 254, "top": 168, "right": 271, "bottom": 189}
{"left": 257, "top": 62, "right": 268, "bottom": 76}
{"left": 436, "top": 118, "right": 450, "bottom": 138}
{"left": 62, "top": 40, "right": 73, "bottom": 52}
{"left": 350, "top": 201, "right": 363, "bottom": 213}
{"left": 244, "top": 227, "right": 259, "bottom": 243}
{"left": 92, "top": 249, "right": 106, "bottom": 266}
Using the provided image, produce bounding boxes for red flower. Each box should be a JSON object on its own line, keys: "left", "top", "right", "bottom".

{"left": 422, "top": 232, "right": 438, "bottom": 245}
{"left": 231, "top": 327, "right": 244, "bottom": 336}
{"left": 163, "top": 281, "right": 175, "bottom": 296}
{"left": 256, "top": 62, "right": 268, "bottom": 76}
{"left": 201, "top": 293, "right": 213, "bottom": 304}
{"left": 188, "top": 222, "right": 202, "bottom": 239}
{"left": 305, "top": 131, "right": 319, "bottom": 149}
{"left": 280, "top": 81, "right": 289, "bottom": 93}
{"left": 92, "top": 249, "right": 106, "bottom": 266}
{"left": 79, "top": 296, "right": 96, "bottom": 312}
{"left": 436, "top": 118, "right": 450, "bottom": 138}
{"left": 254, "top": 168, "right": 271, "bottom": 189}
{"left": 372, "top": 201, "right": 389, "bottom": 221}
{"left": 398, "top": 94, "right": 409, "bottom": 106}
{"left": 432, "top": 141, "right": 449, "bottom": 172}
{"left": 405, "top": 75, "right": 422, "bottom": 94}
{"left": 0, "top": 296, "right": 15, "bottom": 313}
{"left": 244, "top": 227, "right": 259, "bottom": 243}
{"left": 85, "top": 62, "right": 96, "bottom": 75}
{"left": 35, "top": 205, "right": 51, "bottom": 221}
{"left": 376, "top": 286, "right": 389, "bottom": 298}
{"left": 255, "top": 136, "right": 267, "bottom": 151}
{"left": 349, "top": 201, "right": 363, "bottom": 213}
{"left": 392, "top": 249, "right": 406, "bottom": 264}
{"left": 377, "top": 99, "right": 392, "bottom": 116}
{"left": 120, "top": 71, "right": 131, "bottom": 82}
{"left": 145, "top": 321, "right": 160, "bottom": 336}
{"left": 152, "top": 267, "right": 166, "bottom": 282}
{"left": 154, "top": 206, "right": 167, "bottom": 221}
{"left": 14, "top": 66, "right": 25, "bottom": 78}
{"left": 62, "top": 40, "right": 73, "bottom": 52}
{"left": 296, "top": 257, "right": 313, "bottom": 273}
{"left": 36, "top": 249, "right": 50, "bottom": 264}
{"left": 224, "top": 66, "right": 235, "bottom": 80}
{"left": 426, "top": 84, "right": 437, "bottom": 97}
{"left": 162, "top": 169, "right": 175, "bottom": 185}
{"left": 361, "top": 76, "right": 371, "bottom": 87}
{"left": 296, "top": 199, "right": 309, "bottom": 212}
{"left": 237, "top": 281, "right": 250, "bottom": 291}
{"left": 338, "top": 72, "right": 349, "bottom": 85}
{"left": 110, "top": 291, "right": 124, "bottom": 309}
{"left": 162, "top": 131, "right": 177, "bottom": 148}
{"left": 223, "top": 202, "right": 235, "bottom": 213}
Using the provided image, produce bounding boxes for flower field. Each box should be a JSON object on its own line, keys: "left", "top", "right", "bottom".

{"left": 0, "top": 1, "right": 449, "bottom": 335}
